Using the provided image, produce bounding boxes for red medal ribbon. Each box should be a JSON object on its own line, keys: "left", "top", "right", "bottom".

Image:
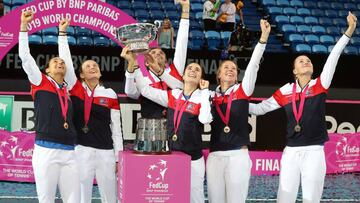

{"left": 214, "top": 89, "right": 235, "bottom": 127}
{"left": 292, "top": 82, "right": 309, "bottom": 125}
{"left": 50, "top": 80, "right": 68, "bottom": 124}
{"left": 83, "top": 85, "right": 96, "bottom": 127}
{"left": 173, "top": 91, "right": 191, "bottom": 136}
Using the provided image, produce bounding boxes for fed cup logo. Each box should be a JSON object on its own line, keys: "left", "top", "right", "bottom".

{"left": 0, "top": 136, "right": 19, "bottom": 159}
{"left": 335, "top": 136, "right": 360, "bottom": 158}
{"left": 146, "top": 159, "right": 169, "bottom": 191}
{"left": 0, "top": 133, "right": 33, "bottom": 162}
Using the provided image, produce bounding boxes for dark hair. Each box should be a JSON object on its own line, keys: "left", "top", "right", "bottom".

{"left": 184, "top": 63, "right": 206, "bottom": 79}
{"left": 147, "top": 47, "right": 168, "bottom": 64}
{"left": 44, "top": 57, "right": 62, "bottom": 74}
{"left": 292, "top": 55, "right": 312, "bottom": 80}
{"left": 78, "top": 60, "right": 103, "bottom": 84}
{"left": 44, "top": 60, "right": 51, "bottom": 74}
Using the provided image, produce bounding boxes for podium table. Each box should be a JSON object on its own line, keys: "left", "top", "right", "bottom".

{"left": 118, "top": 151, "right": 191, "bottom": 203}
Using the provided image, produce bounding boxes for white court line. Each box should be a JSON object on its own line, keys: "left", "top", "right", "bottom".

{"left": 247, "top": 199, "right": 360, "bottom": 202}
{"left": 0, "top": 196, "right": 101, "bottom": 199}
{"left": 0, "top": 197, "right": 359, "bottom": 201}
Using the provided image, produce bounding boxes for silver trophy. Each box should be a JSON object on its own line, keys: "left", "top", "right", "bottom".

{"left": 133, "top": 118, "right": 170, "bottom": 154}
{"left": 116, "top": 23, "right": 158, "bottom": 53}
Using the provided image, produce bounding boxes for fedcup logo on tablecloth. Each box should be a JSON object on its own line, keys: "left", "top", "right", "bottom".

{"left": 146, "top": 159, "right": 169, "bottom": 192}
{"left": 335, "top": 136, "right": 360, "bottom": 158}
{"left": 325, "top": 133, "right": 360, "bottom": 173}
{"left": 0, "top": 135, "right": 32, "bottom": 161}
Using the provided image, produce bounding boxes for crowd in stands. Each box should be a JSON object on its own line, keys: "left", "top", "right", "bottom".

{"left": 1, "top": 0, "right": 360, "bottom": 55}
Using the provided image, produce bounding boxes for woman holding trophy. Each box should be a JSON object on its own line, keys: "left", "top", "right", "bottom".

{"left": 58, "top": 19, "right": 123, "bottom": 203}
{"left": 121, "top": 0, "right": 190, "bottom": 119}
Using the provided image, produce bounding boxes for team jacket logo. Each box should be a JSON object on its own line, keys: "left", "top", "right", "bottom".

{"left": 186, "top": 103, "right": 195, "bottom": 112}
{"left": 99, "top": 98, "right": 108, "bottom": 106}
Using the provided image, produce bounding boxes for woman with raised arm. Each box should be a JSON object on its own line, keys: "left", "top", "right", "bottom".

{"left": 121, "top": 0, "right": 189, "bottom": 119}
{"left": 58, "top": 19, "right": 123, "bottom": 203}
{"left": 138, "top": 62, "right": 212, "bottom": 203}
{"left": 18, "top": 11, "right": 79, "bottom": 203}
{"left": 206, "top": 19, "right": 270, "bottom": 203}
{"left": 249, "top": 12, "right": 357, "bottom": 203}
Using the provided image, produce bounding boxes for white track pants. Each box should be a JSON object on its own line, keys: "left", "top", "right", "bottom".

{"left": 32, "top": 144, "right": 80, "bottom": 203}
{"left": 75, "top": 145, "right": 117, "bottom": 203}
{"left": 277, "top": 145, "right": 326, "bottom": 203}
{"left": 191, "top": 156, "right": 205, "bottom": 203}
{"left": 206, "top": 149, "right": 252, "bottom": 203}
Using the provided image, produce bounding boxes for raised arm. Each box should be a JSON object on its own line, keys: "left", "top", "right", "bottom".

{"left": 172, "top": 0, "right": 190, "bottom": 75}
{"left": 320, "top": 12, "right": 357, "bottom": 89}
{"left": 249, "top": 85, "right": 288, "bottom": 115}
{"left": 242, "top": 19, "right": 270, "bottom": 97}
{"left": 159, "top": 67, "right": 184, "bottom": 89}
{"left": 140, "top": 85, "right": 169, "bottom": 107}
{"left": 249, "top": 97, "right": 281, "bottom": 116}
{"left": 198, "top": 80, "right": 213, "bottom": 124}
{"left": 58, "top": 18, "right": 77, "bottom": 90}
{"left": 121, "top": 46, "right": 141, "bottom": 99}
{"left": 18, "top": 11, "right": 42, "bottom": 86}
{"left": 144, "top": 53, "right": 184, "bottom": 89}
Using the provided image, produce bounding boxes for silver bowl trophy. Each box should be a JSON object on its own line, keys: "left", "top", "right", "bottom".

{"left": 117, "top": 23, "right": 170, "bottom": 154}
{"left": 116, "top": 23, "right": 158, "bottom": 53}
{"left": 133, "top": 118, "right": 170, "bottom": 154}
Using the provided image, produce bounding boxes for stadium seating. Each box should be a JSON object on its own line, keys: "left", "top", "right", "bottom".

{"left": 281, "top": 24, "right": 296, "bottom": 33}
{"left": 297, "top": 8, "right": 310, "bottom": 16}
{"left": 12, "top": 0, "right": 27, "bottom": 6}
{"left": 290, "top": 0, "right": 303, "bottom": 8}
{"left": 77, "top": 36, "right": 93, "bottom": 46}
{"left": 294, "top": 44, "right": 311, "bottom": 53}
{"left": 28, "top": 35, "right": 42, "bottom": 45}
{"left": 220, "top": 31, "right": 232, "bottom": 48}
{"left": 312, "top": 44, "right": 328, "bottom": 54}
{"left": 259, "top": 0, "right": 360, "bottom": 54}
{"left": 304, "top": 16, "right": 318, "bottom": 25}
{"left": 42, "top": 27, "right": 58, "bottom": 36}
{"left": 94, "top": 36, "right": 110, "bottom": 46}
{"left": 189, "top": 30, "right": 205, "bottom": 50}
{"left": 43, "top": 35, "right": 58, "bottom": 45}
{"left": 319, "top": 35, "right": 335, "bottom": 45}
{"left": 287, "top": 34, "right": 304, "bottom": 44}
{"left": 76, "top": 27, "right": 92, "bottom": 37}
{"left": 205, "top": 31, "right": 221, "bottom": 50}
{"left": 344, "top": 46, "right": 358, "bottom": 55}
{"left": 67, "top": 36, "right": 77, "bottom": 46}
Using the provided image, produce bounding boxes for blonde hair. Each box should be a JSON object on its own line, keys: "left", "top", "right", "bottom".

{"left": 216, "top": 60, "right": 238, "bottom": 84}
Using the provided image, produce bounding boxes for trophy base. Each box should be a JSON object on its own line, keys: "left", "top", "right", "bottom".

{"left": 133, "top": 140, "right": 170, "bottom": 154}
{"left": 129, "top": 41, "right": 150, "bottom": 53}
